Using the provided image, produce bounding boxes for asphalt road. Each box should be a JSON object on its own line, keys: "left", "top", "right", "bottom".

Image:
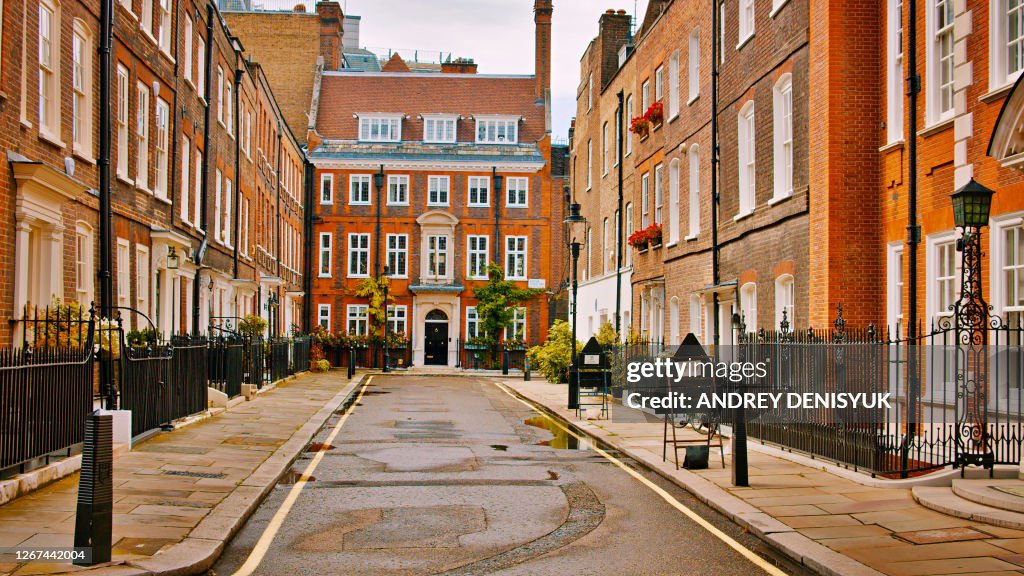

{"left": 214, "top": 375, "right": 802, "bottom": 576}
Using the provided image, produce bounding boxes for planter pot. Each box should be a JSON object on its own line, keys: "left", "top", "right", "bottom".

{"left": 632, "top": 242, "right": 649, "bottom": 251}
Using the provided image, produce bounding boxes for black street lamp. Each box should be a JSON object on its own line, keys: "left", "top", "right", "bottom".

{"left": 374, "top": 166, "right": 385, "bottom": 279}
{"left": 950, "top": 178, "right": 997, "bottom": 472}
{"left": 381, "top": 265, "right": 391, "bottom": 373}
{"left": 564, "top": 201, "right": 586, "bottom": 410}
{"left": 265, "top": 291, "right": 280, "bottom": 338}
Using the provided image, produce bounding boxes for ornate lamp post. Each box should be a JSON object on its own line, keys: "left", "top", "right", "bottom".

{"left": 950, "top": 178, "right": 996, "bottom": 473}
{"left": 265, "top": 291, "right": 280, "bottom": 338}
{"left": 564, "top": 202, "right": 586, "bottom": 410}
{"left": 381, "top": 265, "right": 391, "bottom": 373}
{"left": 374, "top": 166, "right": 385, "bottom": 279}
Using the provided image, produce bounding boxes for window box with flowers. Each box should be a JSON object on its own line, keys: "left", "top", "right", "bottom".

{"left": 630, "top": 116, "right": 651, "bottom": 138}
{"left": 628, "top": 228, "right": 650, "bottom": 251}
{"left": 645, "top": 101, "right": 665, "bottom": 126}
{"left": 645, "top": 223, "right": 663, "bottom": 247}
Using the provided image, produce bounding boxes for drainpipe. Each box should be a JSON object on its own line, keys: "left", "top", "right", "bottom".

{"left": 375, "top": 164, "right": 384, "bottom": 279}
{"left": 193, "top": 5, "right": 215, "bottom": 335}
{"left": 493, "top": 167, "right": 502, "bottom": 268}
{"left": 275, "top": 121, "right": 283, "bottom": 336}
{"left": 904, "top": 0, "right": 922, "bottom": 478}
{"left": 98, "top": 0, "right": 113, "bottom": 407}
{"left": 711, "top": 0, "right": 721, "bottom": 350}
{"left": 615, "top": 90, "right": 625, "bottom": 337}
{"left": 233, "top": 68, "right": 242, "bottom": 281}
{"left": 302, "top": 159, "right": 315, "bottom": 332}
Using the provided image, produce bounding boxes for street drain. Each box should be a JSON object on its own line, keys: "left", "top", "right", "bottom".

{"left": 489, "top": 444, "right": 508, "bottom": 451}
{"left": 163, "top": 470, "right": 227, "bottom": 479}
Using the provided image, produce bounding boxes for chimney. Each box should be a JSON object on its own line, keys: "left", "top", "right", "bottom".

{"left": 342, "top": 14, "right": 361, "bottom": 49}
{"left": 597, "top": 8, "right": 632, "bottom": 88}
{"left": 441, "top": 58, "right": 478, "bottom": 74}
{"left": 534, "top": 0, "right": 553, "bottom": 131}
{"left": 316, "top": 1, "right": 344, "bottom": 71}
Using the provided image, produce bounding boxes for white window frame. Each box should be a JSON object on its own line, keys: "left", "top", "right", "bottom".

{"left": 740, "top": 282, "right": 758, "bottom": 333}
{"left": 926, "top": 0, "right": 955, "bottom": 125}
{"left": 475, "top": 116, "right": 519, "bottom": 144}
{"left": 196, "top": 36, "right": 206, "bottom": 97}
{"left": 642, "top": 80, "right": 651, "bottom": 115}
{"left": 887, "top": 241, "right": 905, "bottom": 334}
{"left": 216, "top": 66, "right": 224, "bottom": 125}
{"left": 602, "top": 122, "right": 609, "bottom": 175}
{"left": 117, "top": 239, "right": 131, "bottom": 309}
{"left": 358, "top": 114, "right": 402, "bottom": 143}
{"left": 992, "top": 0, "right": 1024, "bottom": 90}
{"left": 348, "top": 233, "right": 370, "bottom": 278}
{"left": 214, "top": 169, "right": 222, "bottom": 243}
{"left": 926, "top": 231, "right": 962, "bottom": 322}
{"left": 350, "top": 174, "right": 371, "bottom": 205}
{"left": 320, "top": 173, "right": 334, "bottom": 205}
{"left": 505, "top": 307, "right": 527, "bottom": 341}
{"left": 689, "top": 30, "right": 701, "bottom": 103}
{"left": 670, "top": 297, "right": 680, "bottom": 344}
{"left": 75, "top": 222, "right": 94, "bottom": 305}
{"left": 720, "top": 1, "right": 727, "bottom": 64}
{"left": 116, "top": 64, "right": 130, "bottom": 180}
{"left": 184, "top": 17, "right": 193, "bottom": 84}
{"left": 688, "top": 145, "right": 700, "bottom": 239}
{"left": 135, "top": 245, "right": 150, "bottom": 318}
{"left": 317, "top": 304, "right": 331, "bottom": 329}
{"left": 386, "top": 233, "right": 408, "bottom": 278}
{"left": 428, "top": 176, "right": 450, "bottom": 206}
{"left": 387, "top": 175, "right": 409, "bottom": 205}
{"left": 587, "top": 139, "right": 593, "bottom": 189}
{"left": 669, "top": 159, "right": 680, "bottom": 244}
{"left": 223, "top": 176, "right": 232, "bottom": 248}
{"left": 38, "top": 0, "right": 61, "bottom": 142}
{"left": 426, "top": 235, "right": 449, "bottom": 279}
{"left": 772, "top": 74, "right": 794, "bottom": 202}
{"left": 587, "top": 73, "right": 593, "bottom": 111}
{"left": 625, "top": 94, "right": 634, "bottom": 155}
{"left": 346, "top": 304, "right": 368, "bottom": 335}
{"left": 157, "top": 0, "right": 171, "bottom": 55}
{"left": 193, "top": 150, "right": 203, "bottom": 231}
{"left": 180, "top": 136, "right": 191, "bottom": 224}
{"left": 423, "top": 114, "right": 457, "bottom": 143}
{"left": 136, "top": 81, "right": 150, "bottom": 191}
{"left": 154, "top": 98, "right": 170, "bottom": 200}
{"left": 990, "top": 212, "right": 1024, "bottom": 318}
{"left": 468, "top": 176, "right": 490, "bottom": 207}
{"left": 505, "top": 236, "right": 527, "bottom": 280}
{"left": 737, "top": 101, "right": 756, "bottom": 218}
{"left": 669, "top": 49, "right": 681, "bottom": 117}
{"left": 655, "top": 66, "right": 664, "bottom": 102}
{"left": 506, "top": 177, "right": 528, "bottom": 208}
{"left": 72, "top": 21, "right": 94, "bottom": 159}
{"left": 654, "top": 163, "right": 664, "bottom": 225}
{"left": 466, "top": 307, "right": 481, "bottom": 339}
{"left": 887, "top": 0, "right": 905, "bottom": 143}
{"left": 387, "top": 305, "right": 407, "bottom": 336}
{"left": 641, "top": 172, "right": 650, "bottom": 228}
{"left": 690, "top": 295, "right": 703, "bottom": 337}
{"left": 738, "top": 0, "right": 755, "bottom": 47}
{"left": 774, "top": 274, "right": 795, "bottom": 330}
{"left": 467, "top": 235, "right": 489, "bottom": 280}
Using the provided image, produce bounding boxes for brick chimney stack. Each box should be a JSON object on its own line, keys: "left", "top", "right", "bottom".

{"left": 441, "top": 58, "right": 478, "bottom": 74}
{"left": 597, "top": 9, "right": 632, "bottom": 88}
{"left": 534, "top": 0, "right": 553, "bottom": 132}
{"left": 316, "top": 1, "right": 343, "bottom": 70}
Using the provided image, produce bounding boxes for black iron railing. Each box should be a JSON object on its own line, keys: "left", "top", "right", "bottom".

{"left": 207, "top": 337, "right": 243, "bottom": 398}
{"left": 266, "top": 339, "right": 290, "bottom": 383}
{"left": 120, "top": 342, "right": 174, "bottom": 438}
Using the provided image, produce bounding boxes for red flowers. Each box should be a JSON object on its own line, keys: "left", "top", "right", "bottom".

{"left": 628, "top": 224, "right": 663, "bottom": 250}
{"left": 630, "top": 116, "right": 650, "bottom": 136}
{"left": 644, "top": 101, "right": 665, "bottom": 125}
{"left": 629, "top": 101, "right": 665, "bottom": 137}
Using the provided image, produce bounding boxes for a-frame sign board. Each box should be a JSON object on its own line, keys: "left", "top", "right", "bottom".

{"left": 574, "top": 336, "right": 609, "bottom": 419}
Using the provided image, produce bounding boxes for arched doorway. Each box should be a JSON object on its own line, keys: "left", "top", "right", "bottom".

{"left": 424, "top": 309, "right": 449, "bottom": 365}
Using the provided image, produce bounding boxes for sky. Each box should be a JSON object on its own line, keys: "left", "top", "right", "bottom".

{"left": 338, "top": 0, "right": 650, "bottom": 141}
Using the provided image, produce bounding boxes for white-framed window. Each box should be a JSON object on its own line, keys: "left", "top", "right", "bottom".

{"left": 216, "top": 66, "right": 224, "bottom": 124}
{"left": 625, "top": 94, "right": 634, "bottom": 155}
{"left": 240, "top": 198, "right": 249, "bottom": 256}
{"left": 116, "top": 64, "right": 130, "bottom": 179}
{"left": 738, "top": 0, "right": 755, "bottom": 46}
{"left": 887, "top": 0, "right": 904, "bottom": 143}
{"left": 224, "top": 175, "right": 232, "bottom": 246}
{"left": 506, "top": 177, "right": 528, "bottom": 207}
{"left": 642, "top": 80, "right": 651, "bottom": 111}
{"left": 180, "top": 136, "right": 191, "bottom": 224}
{"left": 688, "top": 145, "right": 700, "bottom": 238}
{"left": 587, "top": 73, "right": 593, "bottom": 111}
{"left": 992, "top": 0, "right": 1024, "bottom": 89}
{"left": 887, "top": 242, "right": 905, "bottom": 334}
{"left": 669, "top": 159, "right": 680, "bottom": 244}
{"left": 318, "top": 234, "right": 332, "bottom": 277}
{"left": 423, "top": 115, "right": 457, "bottom": 143}
{"left": 196, "top": 36, "right": 206, "bottom": 96}
{"left": 602, "top": 122, "right": 609, "bottom": 175}
{"left": 214, "top": 169, "right": 222, "bottom": 242}
{"left": 350, "top": 174, "right": 371, "bottom": 205}
{"left": 505, "top": 307, "right": 527, "bottom": 341}
{"left": 994, "top": 218, "right": 1024, "bottom": 323}
{"left": 655, "top": 66, "right": 664, "bottom": 102}
{"left": 467, "top": 235, "right": 489, "bottom": 279}
{"left": 505, "top": 236, "right": 527, "bottom": 280}
{"left": 690, "top": 295, "right": 702, "bottom": 337}
{"left": 427, "top": 235, "right": 449, "bottom": 278}
{"left": 320, "top": 173, "right": 334, "bottom": 204}
{"left": 184, "top": 17, "right": 193, "bottom": 84}
{"left": 641, "top": 172, "right": 650, "bottom": 228}
{"left": 720, "top": 1, "right": 727, "bottom": 63}
{"left": 243, "top": 109, "right": 252, "bottom": 157}
{"left": 475, "top": 117, "right": 518, "bottom": 144}
{"left": 38, "top": 0, "right": 61, "bottom": 139}
{"left": 624, "top": 203, "right": 633, "bottom": 266}
{"left": 740, "top": 282, "right": 757, "bottom": 333}
{"left": 669, "top": 50, "right": 681, "bottom": 117}
{"left": 154, "top": 98, "right": 170, "bottom": 199}
{"left": 135, "top": 245, "right": 150, "bottom": 317}
{"left": 927, "top": 233, "right": 961, "bottom": 320}
{"left": 772, "top": 74, "right": 793, "bottom": 201}
{"left": 466, "top": 307, "right": 481, "bottom": 339}
{"left": 689, "top": 30, "right": 701, "bottom": 103}
{"left": 586, "top": 228, "right": 592, "bottom": 280}
{"left": 388, "top": 305, "right": 407, "bottom": 335}
{"left": 359, "top": 114, "right": 402, "bottom": 142}
{"left": 72, "top": 22, "right": 94, "bottom": 158}
{"left": 136, "top": 81, "right": 150, "bottom": 190}
{"left": 157, "top": 0, "right": 171, "bottom": 54}
{"left": 670, "top": 297, "right": 680, "bottom": 343}
{"left": 225, "top": 80, "right": 233, "bottom": 136}
{"left": 346, "top": 305, "right": 368, "bottom": 335}
{"left": 348, "top": 233, "right": 370, "bottom": 277}
{"left": 775, "top": 275, "right": 795, "bottom": 330}
{"left": 737, "top": 101, "right": 756, "bottom": 217}
{"left": 317, "top": 304, "right": 330, "bottom": 329}
{"left": 387, "top": 175, "right": 409, "bottom": 205}
{"left": 927, "top": 0, "right": 955, "bottom": 124}
{"left": 117, "top": 239, "right": 130, "bottom": 309}
{"left": 468, "top": 176, "right": 490, "bottom": 207}
{"left": 428, "top": 176, "right": 450, "bottom": 206}
{"left": 75, "top": 223, "right": 94, "bottom": 305}
{"left": 386, "top": 234, "right": 407, "bottom": 277}
{"left": 587, "top": 139, "right": 593, "bottom": 189}
{"left": 654, "top": 163, "right": 664, "bottom": 224}
{"left": 140, "top": 0, "right": 153, "bottom": 36}
{"left": 193, "top": 150, "right": 203, "bottom": 231}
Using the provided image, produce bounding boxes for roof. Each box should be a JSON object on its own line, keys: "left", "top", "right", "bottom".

{"left": 343, "top": 49, "right": 382, "bottom": 72}
{"left": 381, "top": 53, "right": 410, "bottom": 73}
{"left": 315, "top": 72, "right": 544, "bottom": 143}
{"left": 308, "top": 141, "right": 546, "bottom": 169}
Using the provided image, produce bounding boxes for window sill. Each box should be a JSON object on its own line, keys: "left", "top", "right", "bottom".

{"left": 20, "top": 117, "right": 33, "bottom": 130}
{"left": 348, "top": 274, "right": 370, "bottom": 279}
{"left": 119, "top": 5, "right": 138, "bottom": 20}
{"left": 137, "top": 185, "right": 153, "bottom": 195}
{"left": 386, "top": 203, "right": 410, "bottom": 207}
{"left": 38, "top": 130, "right": 66, "bottom": 150}
{"left": 879, "top": 139, "right": 905, "bottom": 153}
{"left": 185, "top": 78, "right": 197, "bottom": 92}
{"left": 687, "top": 94, "right": 699, "bottom": 106}
{"left": 155, "top": 194, "right": 172, "bottom": 206}
{"left": 665, "top": 241, "right": 678, "bottom": 248}
{"left": 980, "top": 82, "right": 1016, "bottom": 104}
{"left": 158, "top": 50, "right": 175, "bottom": 65}
{"left": 320, "top": 201, "right": 334, "bottom": 206}
{"left": 769, "top": 0, "right": 791, "bottom": 18}
{"left": 318, "top": 274, "right": 331, "bottom": 279}
{"left": 918, "top": 116, "right": 954, "bottom": 138}
{"left": 116, "top": 173, "right": 135, "bottom": 186}
{"left": 736, "top": 32, "right": 755, "bottom": 51}
{"left": 140, "top": 29, "right": 158, "bottom": 47}
{"left": 734, "top": 210, "right": 754, "bottom": 222}
{"left": 505, "top": 205, "right": 528, "bottom": 209}
{"left": 468, "top": 204, "right": 491, "bottom": 209}
{"left": 349, "top": 202, "right": 371, "bottom": 206}
{"left": 768, "top": 193, "right": 792, "bottom": 206}
{"left": 684, "top": 234, "right": 699, "bottom": 242}
{"left": 427, "top": 204, "right": 450, "bottom": 208}
{"left": 72, "top": 149, "right": 97, "bottom": 165}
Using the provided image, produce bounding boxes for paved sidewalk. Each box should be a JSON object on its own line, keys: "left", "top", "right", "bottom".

{"left": 504, "top": 379, "right": 1024, "bottom": 576}
{"left": 0, "top": 370, "right": 363, "bottom": 576}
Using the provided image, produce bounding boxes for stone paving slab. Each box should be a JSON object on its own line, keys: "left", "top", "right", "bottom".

{"left": 0, "top": 371, "right": 365, "bottom": 576}
{"left": 503, "top": 379, "right": 1024, "bottom": 576}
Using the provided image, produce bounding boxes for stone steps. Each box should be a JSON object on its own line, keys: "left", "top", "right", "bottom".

{"left": 914, "top": 484, "right": 1024, "bottom": 529}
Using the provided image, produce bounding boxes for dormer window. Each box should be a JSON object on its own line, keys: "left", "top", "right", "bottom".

{"left": 358, "top": 113, "right": 402, "bottom": 142}
{"left": 423, "top": 115, "right": 457, "bottom": 143}
{"left": 475, "top": 116, "right": 519, "bottom": 144}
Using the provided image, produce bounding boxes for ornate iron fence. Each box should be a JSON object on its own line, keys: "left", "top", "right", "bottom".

{"left": 207, "top": 337, "right": 243, "bottom": 398}
{"left": 266, "top": 339, "right": 290, "bottom": 383}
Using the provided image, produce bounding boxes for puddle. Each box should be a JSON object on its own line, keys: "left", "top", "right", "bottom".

{"left": 305, "top": 443, "right": 335, "bottom": 452}
{"left": 279, "top": 469, "right": 317, "bottom": 484}
{"left": 490, "top": 444, "right": 508, "bottom": 451}
{"left": 524, "top": 416, "right": 589, "bottom": 450}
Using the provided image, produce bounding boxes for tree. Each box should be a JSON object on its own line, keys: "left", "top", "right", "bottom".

{"left": 596, "top": 321, "right": 619, "bottom": 345}
{"left": 473, "top": 263, "right": 542, "bottom": 344}
{"left": 354, "top": 276, "right": 394, "bottom": 332}
{"left": 527, "top": 320, "right": 581, "bottom": 383}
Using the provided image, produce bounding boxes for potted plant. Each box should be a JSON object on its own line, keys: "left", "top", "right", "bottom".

{"left": 628, "top": 228, "right": 650, "bottom": 251}
{"left": 645, "top": 101, "right": 665, "bottom": 125}
{"left": 630, "top": 115, "right": 650, "bottom": 137}
{"left": 502, "top": 338, "right": 527, "bottom": 351}
{"left": 646, "top": 223, "right": 664, "bottom": 247}
{"left": 465, "top": 336, "right": 491, "bottom": 350}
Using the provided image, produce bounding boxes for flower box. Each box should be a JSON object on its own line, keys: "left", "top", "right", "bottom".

{"left": 630, "top": 116, "right": 650, "bottom": 137}
{"left": 644, "top": 101, "right": 665, "bottom": 126}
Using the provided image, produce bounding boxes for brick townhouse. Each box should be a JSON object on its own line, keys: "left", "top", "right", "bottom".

{"left": 306, "top": 0, "right": 563, "bottom": 367}
{"left": 0, "top": 0, "right": 308, "bottom": 346}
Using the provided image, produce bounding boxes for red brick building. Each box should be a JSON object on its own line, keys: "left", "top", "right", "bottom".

{"left": 307, "top": 0, "right": 562, "bottom": 367}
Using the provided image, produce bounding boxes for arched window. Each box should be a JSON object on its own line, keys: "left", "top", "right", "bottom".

{"left": 775, "top": 274, "right": 795, "bottom": 330}
{"left": 669, "top": 159, "right": 681, "bottom": 244}
{"left": 740, "top": 282, "right": 758, "bottom": 334}
{"left": 72, "top": 20, "right": 94, "bottom": 158}
{"left": 772, "top": 73, "right": 793, "bottom": 201}
{"left": 669, "top": 296, "right": 680, "bottom": 343}
{"left": 688, "top": 145, "right": 700, "bottom": 238}
{"left": 737, "top": 101, "right": 756, "bottom": 217}
{"left": 689, "top": 295, "right": 702, "bottom": 337}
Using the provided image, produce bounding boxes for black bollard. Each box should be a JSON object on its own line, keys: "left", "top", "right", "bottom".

{"left": 502, "top": 349, "right": 509, "bottom": 375}
{"left": 74, "top": 410, "right": 113, "bottom": 565}
{"left": 524, "top": 356, "right": 531, "bottom": 381}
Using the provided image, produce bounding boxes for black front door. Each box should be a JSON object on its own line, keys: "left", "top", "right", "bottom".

{"left": 424, "top": 322, "right": 449, "bottom": 365}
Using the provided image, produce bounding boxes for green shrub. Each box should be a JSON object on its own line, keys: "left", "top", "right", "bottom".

{"left": 596, "top": 321, "right": 619, "bottom": 345}
{"left": 527, "top": 320, "right": 581, "bottom": 383}
{"left": 238, "top": 314, "right": 268, "bottom": 338}
{"left": 315, "top": 359, "right": 331, "bottom": 372}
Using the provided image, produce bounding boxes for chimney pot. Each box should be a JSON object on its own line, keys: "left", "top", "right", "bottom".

{"left": 606, "top": 8, "right": 615, "bottom": 14}
{"left": 617, "top": 9, "right": 627, "bottom": 15}
{"left": 293, "top": 3, "right": 305, "bottom": 11}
